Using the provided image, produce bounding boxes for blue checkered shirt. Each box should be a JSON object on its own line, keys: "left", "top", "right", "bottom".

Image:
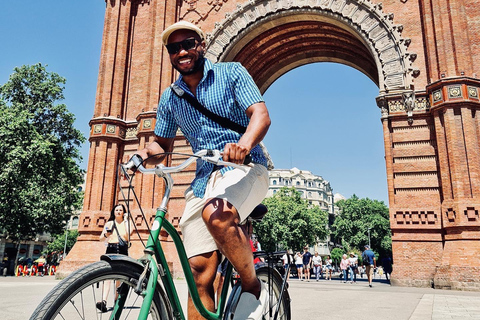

{"left": 154, "top": 59, "right": 268, "bottom": 198}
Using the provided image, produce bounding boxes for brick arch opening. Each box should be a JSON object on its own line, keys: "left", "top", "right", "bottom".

{"left": 222, "top": 16, "right": 378, "bottom": 93}
{"left": 204, "top": 1, "right": 417, "bottom": 94}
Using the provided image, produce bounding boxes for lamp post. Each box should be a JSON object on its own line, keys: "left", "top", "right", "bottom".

{"left": 63, "top": 220, "right": 68, "bottom": 260}
{"left": 367, "top": 228, "right": 371, "bottom": 248}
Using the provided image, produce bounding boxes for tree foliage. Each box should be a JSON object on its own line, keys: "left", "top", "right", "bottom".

{"left": 330, "top": 247, "right": 343, "bottom": 266}
{"left": 46, "top": 229, "right": 79, "bottom": 254}
{"left": 332, "top": 195, "right": 391, "bottom": 257}
{"left": 254, "top": 187, "right": 329, "bottom": 252}
{"left": 0, "top": 64, "right": 85, "bottom": 241}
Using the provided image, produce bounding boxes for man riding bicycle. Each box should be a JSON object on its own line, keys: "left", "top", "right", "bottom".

{"left": 135, "top": 21, "right": 271, "bottom": 320}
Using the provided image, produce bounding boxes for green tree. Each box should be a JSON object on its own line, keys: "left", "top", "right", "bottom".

{"left": 0, "top": 64, "right": 85, "bottom": 243}
{"left": 330, "top": 247, "right": 344, "bottom": 266}
{"left": 254, "top": 187, "right": 329, "bottom": 252}
{"left": 46, "top": 229, "right": 79, "bottom": 254}
{"left": 332, "top": 195, "right": 391, "bottom": 257}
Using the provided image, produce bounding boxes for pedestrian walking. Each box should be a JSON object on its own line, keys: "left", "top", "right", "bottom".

{"left": 362, "top": 245, "right": 376, "bottom": 287}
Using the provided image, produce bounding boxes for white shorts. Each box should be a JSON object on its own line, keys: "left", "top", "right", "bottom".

{"left": 179, "top": 164, "right": 268, "bottom": 258}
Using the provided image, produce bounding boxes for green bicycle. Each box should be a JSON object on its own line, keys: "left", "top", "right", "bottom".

{"left": 30, "top": 149, "right": 291, "bottom": 320}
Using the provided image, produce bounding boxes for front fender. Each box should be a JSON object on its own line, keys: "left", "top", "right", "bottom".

{"left": 100, "top": 254, "right": 144, "bottom": 269}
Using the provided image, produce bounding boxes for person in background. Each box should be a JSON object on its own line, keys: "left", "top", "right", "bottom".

{"left": 302, "top": 246, "right": 313, "bottom": 282}
{"left": 34, "top": 255, "right": 46, "bottom": 277}
{"left": 362, "top": 245, "right": 376, "bottom": 288}
{"left": 2, "top": 254, "right": 9, "bottom": 276}
{"left": 382, "top": 255, "right": 393, "bottom": 282}
{"left": 281, "top": 251, "right": 292, "bottom": 280}
{"left": 325, "top": 255, "right": 333, "bottom": 280}
{"left": 348, "top": 252, "right": 358, "bottom": 283}
{"left": 340, "top": 254, "right": 350, "bottom": 283}
{"left": 294, "top": 252, "right": 303, "bottom": 280}
{"left": 96, "top": 204, "right": 132, "bottom": 312}
{"left": 312, "top": 252, "right": 323, "bottom": 281}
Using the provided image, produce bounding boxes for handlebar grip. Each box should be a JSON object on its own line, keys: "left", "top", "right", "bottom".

{"left": 243, "top": 154, "right": 252, "bottom": 165}
{"left": 124, "top": 154, "right": 144, "bottom": 172}
{"left": 130, "top": 154, "right": 144, "bottom": 168}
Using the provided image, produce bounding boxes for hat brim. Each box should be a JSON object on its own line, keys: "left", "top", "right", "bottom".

{"left": 161, "top": 21, "right": 205, "bottom": 45}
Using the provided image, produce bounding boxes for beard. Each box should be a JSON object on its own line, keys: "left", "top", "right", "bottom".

{"left": 173, "top": 53, "right": 205, "bottom": 76}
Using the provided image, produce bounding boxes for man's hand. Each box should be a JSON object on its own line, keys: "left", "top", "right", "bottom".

{"left": 223, "top": 143, "right": 250, "bottom": 164}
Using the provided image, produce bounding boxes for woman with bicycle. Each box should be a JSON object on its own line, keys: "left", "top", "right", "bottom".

{"left": 96, "top": 204, "right": 131, "bottom": 312}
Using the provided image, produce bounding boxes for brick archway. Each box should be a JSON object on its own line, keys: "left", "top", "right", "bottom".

{"left": 61, "top": 0, "right": 480, "bottom": 290}
{"left": 204, "top": 1, "right": 416, "bottom": 94}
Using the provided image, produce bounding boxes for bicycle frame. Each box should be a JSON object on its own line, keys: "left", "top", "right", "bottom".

{"left": 114, "top": 151, "right": 238, "bottom": 320}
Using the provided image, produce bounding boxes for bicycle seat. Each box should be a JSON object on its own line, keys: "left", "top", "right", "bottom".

{"left": 248, "top": 204, "right": 268, "bottom": 222}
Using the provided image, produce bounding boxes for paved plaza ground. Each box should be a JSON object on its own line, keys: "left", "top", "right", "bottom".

{"left": 1, "top": 273, "right": 480, "bottom": 319}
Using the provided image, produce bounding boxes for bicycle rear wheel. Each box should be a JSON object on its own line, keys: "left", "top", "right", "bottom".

{"left": 30, "top": 260, "right": 173, "bottom": 320}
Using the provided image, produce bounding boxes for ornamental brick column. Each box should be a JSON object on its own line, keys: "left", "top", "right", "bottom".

{"left": 430, "top": 79, "right": 480, "bottom": 290}
{"left": 378, "top": 93, "right": 444, "bottom": 288}
{"left": 57, "top": 0, "right": 192, "bottom": 277}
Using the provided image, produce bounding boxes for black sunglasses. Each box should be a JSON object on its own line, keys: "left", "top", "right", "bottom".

{"left": 165, "top": 38, "right": 200, "bottom": 54}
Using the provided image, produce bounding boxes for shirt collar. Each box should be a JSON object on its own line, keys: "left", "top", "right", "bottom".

{"left": 176, "top": 58, "right": 213, "bottom": 89}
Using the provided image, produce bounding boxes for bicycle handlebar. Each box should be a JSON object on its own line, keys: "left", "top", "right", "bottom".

{"left": 122, "top": 149, "right": 251, "bottom": 177}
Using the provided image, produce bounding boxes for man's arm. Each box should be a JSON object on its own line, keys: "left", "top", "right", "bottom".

{"left": 223, "top": 102, "right": 271, "bottom": 164}
{"left": 135, "top": 136, "right": 175, "bottom": 166}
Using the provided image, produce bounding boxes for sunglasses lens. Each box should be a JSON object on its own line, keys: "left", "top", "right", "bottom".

{"left": 166, "top": 38, "right": 197, "bottom": 54}
{"left": 166, "top": 43, "right": 181, "bottom": 54}
{"left": 182, "top": 38, "right": 196, "bottom": 50}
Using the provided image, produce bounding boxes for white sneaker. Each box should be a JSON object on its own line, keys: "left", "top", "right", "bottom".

{"left": 233, "top": 280, "right": 268, "bottom": 320}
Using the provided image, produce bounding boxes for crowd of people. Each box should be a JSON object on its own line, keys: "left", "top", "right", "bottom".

{"left": 2, "top": 251, "right": 64, "bottom": 277}
{"left": 281, "top": 245, "right": 393, "bottom": 287}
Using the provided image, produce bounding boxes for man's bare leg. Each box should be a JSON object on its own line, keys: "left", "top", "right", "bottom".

{"left": 188, "top": 251, "right": 220, "bottom": 320}
{"left": 202, "top": 198, "right": 261, "bottom": 298}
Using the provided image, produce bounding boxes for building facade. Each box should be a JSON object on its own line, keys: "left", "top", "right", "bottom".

{"left": 267, "top": 168, "right": 335, "bottom": 215}
{"left": 267, "top": 167, "right": 341, "bottom": 255}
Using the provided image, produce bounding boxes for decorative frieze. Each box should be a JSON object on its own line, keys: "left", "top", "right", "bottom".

{"left": 468, "top": 86, "right": 478, "bottom": 99}
{"left": 126, "top": 127, "right": 138, "bottom": 139}
{"left": 394, "top": 210, "right": 438, "bottom": 225}
{"left": 106, "top": 124, "right": 116, "bottom": 134}
{"left": 465, "top": 207, "right": 479, "bottom": 221}
{"left": 447, "top": 85, "right": 462, "bottom": 99}
{"left": 432, "top": 89, "right": 443, "bottom": 103}
{"left": 429, "top": 81, "right": 480, "bottom": 109}
{"left": 93, "top": 124, "right": 102, "bottom": 134}
{"left": 89, "top": 118, "right": 138, "bottom": 141}
{"left": 384, "top": 96, "right": 430, "bottom": 115}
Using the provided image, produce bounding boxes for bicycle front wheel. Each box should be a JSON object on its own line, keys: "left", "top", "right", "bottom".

{"left": 30, "top": 260, "right": 173, "bottom": 320}
{"left": 224, "top": 265, "right": 291, "bottom": 320}
{"left": 257, "top": 266, "right": 291, "bottom": 320}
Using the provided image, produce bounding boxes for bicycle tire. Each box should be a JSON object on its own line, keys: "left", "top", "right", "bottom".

{"left": 29, "top": 260, "right": 173, "bottom": 320}
{"left": 223, "top": 265, "right": 291, "bottom": 320}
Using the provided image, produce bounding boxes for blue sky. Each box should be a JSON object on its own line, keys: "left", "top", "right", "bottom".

{"left": 0, "top": 1, "right": 388, "bottom": 205}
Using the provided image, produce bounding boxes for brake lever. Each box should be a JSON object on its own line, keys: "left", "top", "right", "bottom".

{"left": 204, "top": 150, "right": 250, "bottom": 172}
{"left": 120, "top": 164, "right": 131, "bottom": 181}
{"left": 122, "top": 154, "right": 145, "bottom": 179}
